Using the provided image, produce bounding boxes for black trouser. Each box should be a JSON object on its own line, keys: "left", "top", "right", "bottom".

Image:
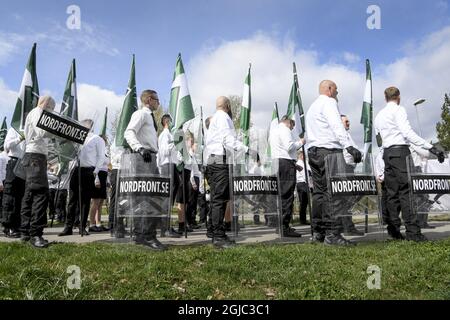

{"left": 20, "top": 153, "right": 49, "bottom": 237}
{"left": 108, "top": 169, "right": 123, "bottom": 230}
{"left": 278, "top": 158, "right": 297, "bottom": 229}
{"left": 159, "top": 163, "right": 180, "bottom": 231}
{"left": 48, "top": 188, "right": 56, "bottom": 219}
{"left": 55, "top": 189, "right": 68, "bottom": 222}
{"left": 186, "top": 176, "right": 200, "bottom": 225}
{"left": 383, "top": 146, "right": 420, "bottom": 236}
{"left": 338, "top": 164, "right": 358, "bottom": 232}
{"left": 296, "top": 182, "right": 308, "bottom": 223}
{"left": 198, "top": 192, "right": 208, "bottom": 223}
{"left": 308, "top": 147, "right": 344, "bottom": 235}
{"left": 66, "top": 167, "right": 95, "bottom": 230}
{"left": 380, "top": 181, "right": 389, "bottom": 225}
{"left": 205, "top": 162, "right": 229, "bottom": 239}
{"left": 1, "top": 157, "right": 25, "bottom": 231}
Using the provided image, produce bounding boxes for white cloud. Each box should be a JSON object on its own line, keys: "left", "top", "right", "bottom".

{"left": 187, "top": 27, "right": 450, "bottom": 149}
{"left": 77, "top": 83, "right": 124, "bottom": 132}
{"left": 0, "top": 34, "right": 19, "bottom": 65}
{"left": 0, "top": 78, "right": 18, "bottom": 121}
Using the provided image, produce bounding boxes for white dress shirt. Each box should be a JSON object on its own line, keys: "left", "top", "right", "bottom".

{"left": 270, "top": 122, "right": 303, "bottom": 160}
{"left": 0, "top": 151, "right": 9, "bottom": 186}
{"left": 24, "top": 107, "right": 53, "bottom": 156}
{"left": 157, "top": 128, "right": 180, "bottom": 167}
{"left": 124, "top": 106, "right": 158, "bottom": 152}
{"left": 110, "top": 145, "right": 123, "bottom": 170}
{"left": 204, "top": 110, "right": 248, "bottom": 162}
{"left": 342, "top": 131, "right": 358, "bottom": 167}
{"left": 374, "top": 101, "right": 432, "bottom": 149}
{"left": 296, "top": 159, "right": 311, "bottom": 183}
{"left": 79, "top": 133, "right": 106, "bottom": 174}
{"left": 375, "top": 149, "right": 385, "bottom": 182}
{"left": 100, "top": 153, "right": 110, "bottom": 172}
{"left": 305, "top": 95, "right": 351, "bottom": 150}
{"left": 4, "top": 128, "right": 25, "bottom": 158}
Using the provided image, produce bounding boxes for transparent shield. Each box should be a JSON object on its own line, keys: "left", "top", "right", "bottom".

{"left": 228, "top": 152, "right": 282, "bottom": 242}
{"left": 325, "top": 152, "right": 383, "bottom": 242}
{"left": 407, "top": 154, "right": 450, "bottom": 238}
{"left": 113, "top": 152, "right": 171, "bottom": 242}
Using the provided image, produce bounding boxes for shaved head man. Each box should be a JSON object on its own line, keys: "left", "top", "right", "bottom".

{"left": 319, "top": 80, "right": 338, "bottom": 101}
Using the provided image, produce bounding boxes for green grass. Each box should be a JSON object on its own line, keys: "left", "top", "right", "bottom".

{"left": 0, "top": 240, "right": 449, "bottom": 300}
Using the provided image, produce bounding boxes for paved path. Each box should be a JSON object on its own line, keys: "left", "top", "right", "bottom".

{"left": 1, "top": 221, "right": 450, "bottom": 246}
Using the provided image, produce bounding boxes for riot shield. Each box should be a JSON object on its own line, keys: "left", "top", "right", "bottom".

{"left": 407, "top": 154, "right": 450, "bottom": 239}
{"left": 325, "top": 152, "right": 383, "bottom": 242}
{"left": 228, "top": 153, "right": 282, "bottom": 242}
{"left": 113, "top": 152, "right": 171, "bottom": 242}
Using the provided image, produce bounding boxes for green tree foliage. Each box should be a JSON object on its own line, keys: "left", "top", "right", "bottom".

{"left": 436, "top": 94, "right": 450, "bottom": 151}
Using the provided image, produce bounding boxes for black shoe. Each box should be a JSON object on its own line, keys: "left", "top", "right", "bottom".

{"left": 30, "top": 236, "right": 49, "bottom": 248}
{"left": 6, "top": 229, "right": 21, "bottom": 238}
{"left": 282, "top": 227, "right": 302, "bottom": 238}
{"left": 387, "top": 227, "right": 404, "bottom": 240}
{"left": 420, "top": 223, "right": 436, "bottom": 229}
{"left": 135, "top": 237, "right": 167, "bottom": 251}
{"left": 58, "top": 227, "right": 73, "bottom": 236}
{"left": 212, "top": 236, "right": 236, "bottom": 249}
{"left": 344, "top": 228, "right": 365, "bottom": 236}
{"left": 206, "top": 229, "right": 214, "bottom": 239}
{"left": 405, "top": 233, "right": 428, "bottom": 242}
{"left": 100, "top": 225, "right": 110, "bottom": 232}
{"left": 79, "top": 229, "right": 89, "bottom": 236}
{"left": 324, "top": 233, "right": 356, "bottom": 246}
{"left": 88, "top": 226, "right": 102, "bottom": 232}
{"left": 310, "top": 232, "right": 325, "bottom": 243}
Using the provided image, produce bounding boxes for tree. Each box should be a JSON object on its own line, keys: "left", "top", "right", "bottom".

{"left": 229, "top": 95, "right": 242, "bottom": 130}
{"left": 436, "top": 94, "right": 450, "bottom": 151}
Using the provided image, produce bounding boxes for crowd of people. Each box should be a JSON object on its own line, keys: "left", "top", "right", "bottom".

{"left": 0, "top": 81, "right": 446, "bottom": 250}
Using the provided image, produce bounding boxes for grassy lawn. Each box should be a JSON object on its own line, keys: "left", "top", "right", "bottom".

{"left": 0, "top": 239, "right": 449, "bottom": 300}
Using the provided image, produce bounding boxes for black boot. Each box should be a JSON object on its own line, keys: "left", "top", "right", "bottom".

{"left": 58, "top": 227, "right": 73, "bottom": 236}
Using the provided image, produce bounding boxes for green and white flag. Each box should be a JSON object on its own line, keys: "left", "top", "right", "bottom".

{"left": 239, "top": 64, "right": 251, "bottom": 147}
{"left": 60, "top": 59, "right": 78, "bottom": 120}
{"left": 286, "top": 63, "right": 305, "bottom": 138}
{"left": 11, "top": 43, "right": 39, "bottom": 133}
{"left": 0, "top": 117, "right": 7, "bottom": 151}
{"left": 115, "top": 54, "right": 138, "bottom": 148}
{"left": 266, "top": 102, "right": 279, "bottom": 158}
{"left": 169, "top": 53, "right": 195, "bottom": 131}
{"left": 100, "top": 107, "right": 108, "bottom": 137}
{"left": 360, "top": 59, "right": 373, "bottom": 172}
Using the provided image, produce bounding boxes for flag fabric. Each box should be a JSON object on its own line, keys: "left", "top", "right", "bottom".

{"left": 115, "top": 54, "right": 138, "bottom": 148}
{"left": 286, "top": 63, "right": 305, "bottom": 138}
{"left": 266, "top": 102, "right": 280, "bottom": 158}
{"left": 360, "top": 59, "right": 373, "bottom": 172}
{"left": 169, "top": 53, "right": 195, "bottom": 131}
{"left": 0, "top": 117, "right": 7, "bottom": 151}
{"left": 100, "top": 107, "right": 108, "bottom": 136}
{"left": 60, "top": 59, "right": 78, "bottom": 120}
{"left": 239, "top": 64, "right": 251, "bottom": 147}
{"left": 11, "top": 43, "right": 39, "bottom": 133}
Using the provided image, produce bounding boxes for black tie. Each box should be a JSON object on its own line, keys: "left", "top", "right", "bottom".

{"left": 151, "top": 112, "right": 158, "bottom": 132}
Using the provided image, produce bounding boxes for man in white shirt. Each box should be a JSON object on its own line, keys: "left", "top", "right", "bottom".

{"left": 20, "top": 96, "right": 57, "bottom": 248}
{"left": 59, "top": 119, "right": 105, "bottom": 236}
{"left": 124, "top": 89, "right": 166, "bottom": 251}
{"left": 295, "top": 151, "right": 310, "bottom": 225}
{"left": 374, "top": 86, "right": 444, "bottom": 242}
{"left": 205, "top": 96, "right": 256, "bottom": 248}
{"left": 1, "top": 127, "right": 26, "bottom": 238}
{"left": 305, "top": 80, "right": 362, "bottom": 246}
{"left": 270, "top": 116, "right": 305, "bottom": 237}
{"left": 339, "top": 115, "right": 364, "bottom": 236}
{"left": 157, "top": 114, "right": 182, "bottom": 236}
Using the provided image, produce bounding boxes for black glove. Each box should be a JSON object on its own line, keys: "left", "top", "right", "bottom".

{"left": 346, "top": 146, "right": 362, "bottom": 164}
{"left": 295, "top": 165, "right": 304, "bottom": 172}
{"left": 138, "top": 148, "right": 153, "bottom": 163}
{"left": 247, "top": 149, "right": 260, "bottom": 162}
{"left": 429, "top": 147, "right": 445, "bottom": 163}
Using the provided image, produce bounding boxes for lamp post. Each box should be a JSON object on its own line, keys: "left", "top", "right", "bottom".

{"left": 413, "top": 98, "right": 426, "bottom": 137}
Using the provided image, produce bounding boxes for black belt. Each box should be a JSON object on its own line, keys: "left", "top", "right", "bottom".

{"left": 386, "top": 144, "right": 409, "bottom": 150}
{"left": 308, "top": 147, "right": 342, "bottom": 153}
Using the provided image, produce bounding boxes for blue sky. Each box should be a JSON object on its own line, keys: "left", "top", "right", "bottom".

{"left": 1, "top": 0, "right": 450, "bottom": 143}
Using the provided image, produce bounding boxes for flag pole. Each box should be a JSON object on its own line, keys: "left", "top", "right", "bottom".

{"left": 293, "top": 62, "right": 313, "bottom": 236}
